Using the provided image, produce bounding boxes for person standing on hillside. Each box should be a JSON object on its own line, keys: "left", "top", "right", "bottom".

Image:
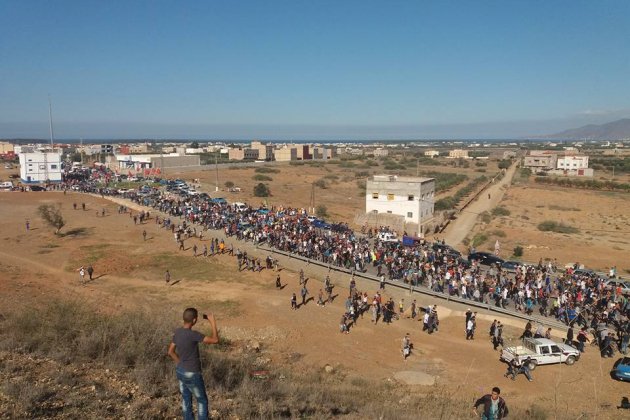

{"left": 87, "top": 265, "right": 94, "bottom": 281}
{"left": 473, "top": 386, "right": 509, "bottom": 419}
{"left": 168, "top": 308, "right": 219, "bottom": 420}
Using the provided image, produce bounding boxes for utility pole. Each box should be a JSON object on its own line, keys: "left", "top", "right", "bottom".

{"left": 416, "top": 158, "right": 419, "bottom": 177}
{"left": 310, "top": 182, "right": 315, "bottom": 214}
{"left": 215, "top": 152, "right": 219, "bottom": 192}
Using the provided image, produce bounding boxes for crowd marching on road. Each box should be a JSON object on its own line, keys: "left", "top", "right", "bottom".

{"left": 59, "top": 170, "right": 630, "bottom": 361}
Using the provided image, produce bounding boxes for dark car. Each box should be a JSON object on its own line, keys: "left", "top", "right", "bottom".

{"left": 28, "top": 185, "right": 47, "bottom": 191}
{"left": 612, "top": 357, "right": 630, "bottom": 382}
{"left": 433, "top": 243, "right": 462, "bottom": 257}
{"left": 468, "top": 252, "right": 504, "bottom": 266}
{"left": 501, "top": 260, "right": 522, "bottom": 272}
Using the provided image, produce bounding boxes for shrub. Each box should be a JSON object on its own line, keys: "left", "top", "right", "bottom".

{"left": 537, "top": 220, "right": 579, "bottom": 234}
{"left": 435, "top": 197, "right": 456, "bottom": 210}
{"left": 492, "top": 206, "right": 511, "bottom": 217}
{"left": 254, "top": 167, "right": 279, "bottom": 174}
{"left": 491, "top": 230, "right": 506, "bottom": 238}
{"left": 480, "top": 212, "right": 492, "bottom": 224}
{"left": 313, "top": 179, "right": 327, "bottom": 189}
{"left": 253, "top": 183, "right": 270, "bottom": 197}
{"left": 315, "top": 205, "right": 329, "bottom": 218}
{"left": 37, "top": 204, "right": 66, "bottom": 235}
{"left": 472, "top": 233, "right": 488, "bottom": 247}
{"left": 513, "top": 246, "right": 524, "bottom": 257}
{"left": 224, "top": 181, "right": 234, "bottom": 188}
{"left": 253, "top": 174, "right": 273, "bottom": 181}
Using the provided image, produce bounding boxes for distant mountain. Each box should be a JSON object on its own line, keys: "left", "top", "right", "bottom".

{"left": 543, "top": 118, "right": 630, "bottom": 140}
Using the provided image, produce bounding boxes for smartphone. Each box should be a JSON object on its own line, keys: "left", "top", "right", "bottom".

{"left": 202, "top": 314, "right": 208, "bottom": 320}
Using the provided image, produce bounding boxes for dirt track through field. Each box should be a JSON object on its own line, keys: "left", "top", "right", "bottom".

{"left": 442, "top": 163, "right": 517, "bottom": 247}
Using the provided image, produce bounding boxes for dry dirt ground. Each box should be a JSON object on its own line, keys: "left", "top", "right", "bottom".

{"left": 467, "top": 181, "right": 630, "bottom": 272}
{"left": 0, "top": 191, "right": 628, "bottom": 418}
{"left": 165, "top": 158, "right": 498, "bottom": 226}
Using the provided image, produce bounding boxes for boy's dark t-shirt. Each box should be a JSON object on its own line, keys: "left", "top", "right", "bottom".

{"left": 172, "top": 328, "right": 205, "bottom": 372}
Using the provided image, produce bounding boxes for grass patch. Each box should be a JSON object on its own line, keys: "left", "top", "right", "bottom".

{"left": 491, "top": 229, "right": 506, "bottom": 238}
{"left": 252, "top": 174, "right": 273, "bottom": 181}
{"left": 548, "top": 205, "right": 581, "bottom": 211}
{"left": 537, "top": 221, "right": 580, "bottom": 234}
{"left": 254, "top": 167, "right": 279, "bottom": 174}
{"left": 472, "top": 233, "right": 488, "bottom": 247}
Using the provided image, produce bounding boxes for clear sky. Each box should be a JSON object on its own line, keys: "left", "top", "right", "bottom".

{"left": 1, "top": 0, "right": 629, "bottom": 139}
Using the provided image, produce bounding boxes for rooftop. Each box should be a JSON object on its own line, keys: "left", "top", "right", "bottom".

{"left": 371, "top": 174, "right": 433, "bottom": 183}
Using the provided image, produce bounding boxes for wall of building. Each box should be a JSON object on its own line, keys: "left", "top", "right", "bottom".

{"left": 150, "top": 155, "right": 200, "bottom": 168}
{"left": 365, "top": 175, "right": 435, "bottom": 226}
{"left": 557, "top": 155, "right": 589, "bottom": 170}
{"left": 274, "top": 147, "right": 297, "bottom": 161}
{"left": 19, "top": 151, "right": 63, "bottom": 183}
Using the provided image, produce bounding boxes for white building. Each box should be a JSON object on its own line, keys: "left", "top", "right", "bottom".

{"left": 557, "top": 155, "right": 589, "bottom": 170}
{"left": 19, "top": 151, "right": 63, "bottom": 183}
{"left": 448, "top": 149, "right": 469, "bottom": 159}
{"left": 424, "top": 150, "right": 440, "bottom": 158}
{"left": 366, "top": 175, "right": 435, "bottom": 227}
{"left": 373, "top": 148, "right": 389, "bottom": 157}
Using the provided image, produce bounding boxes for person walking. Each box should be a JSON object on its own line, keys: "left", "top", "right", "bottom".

{"left": 300, "top": 285, "right": 309, "bottom": 306}
{"left": 142, "top": 230, "right": 147, "bottom": 241}
{"left": 25, "top": 220, "right": 30, "bottom": 231}
{"left": 466, "top": 315, "right": 476, "bottom": 340}
{"left": 167, "top": 308, "right": 219, "bottom": 420}
{"left": 402, "top": 333, "right": 412, "bottom": 361}
{"left": 473, "top": 387, "right": 509, "bottom": 419}
{"left": 165, "top": 270, "right": 171, "bottom": 284}
{"left": 87, "top": 265, "right": 94, "bottom": 281}
{"left": 275, "top": 274, "right": 281, "bottom": 289}
{"left": 291, "top": 293, "right": 298, "bottom": 310}
{"left": 78, "top": 266, "right": 86, "bottom": 286}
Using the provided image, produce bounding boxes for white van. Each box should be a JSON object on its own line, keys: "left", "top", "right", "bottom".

{"left": 0, "top": 181, "right": 13, "bottom": 190}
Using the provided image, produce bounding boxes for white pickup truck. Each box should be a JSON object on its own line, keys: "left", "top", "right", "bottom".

{"left": 500, "top": 338, "right": 580, "bottom": 370}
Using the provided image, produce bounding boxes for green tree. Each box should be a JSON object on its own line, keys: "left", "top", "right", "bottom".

{"left": 254, "top": 183, "right": 270, "bottom": 197}
{"left": 37, "top": 204, "right": 66, "bottom": 235}
{"left": 224, "top": 181, "right": 235, "bottom": 189}
{"left": 190, "top": 141, "right": 200, "bottom": 149}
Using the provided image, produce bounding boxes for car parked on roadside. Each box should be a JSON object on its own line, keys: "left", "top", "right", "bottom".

{"left": 500, "top": 338, "right": 580, "bottom": 370}
{"left": 604, "top": 279, "right": 630, "bottom": 295}
{"left": 468, "top": 252, "right": 504, "bottom": 266}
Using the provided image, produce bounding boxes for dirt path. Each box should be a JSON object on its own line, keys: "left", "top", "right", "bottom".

{"left": 442, "top": 163, "right": 517, "bottom": 247}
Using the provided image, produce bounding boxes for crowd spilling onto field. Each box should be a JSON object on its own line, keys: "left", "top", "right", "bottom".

{"left": 61, "top": 168, "right": 630, "bottom": 356}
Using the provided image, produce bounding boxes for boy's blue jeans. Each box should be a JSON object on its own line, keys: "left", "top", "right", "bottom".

{"left": 176, "top": 367, "right": 209, "bottom": 420}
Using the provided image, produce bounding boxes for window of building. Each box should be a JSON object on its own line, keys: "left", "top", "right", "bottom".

{"left": 51, "top": 164, "right": 58, "bottom": 169}
{"left": 387, "top": 210, "right": 392, "bottom": 214}
{"left": 39, "top": 164, "right": 45, "bottom": 170}
{"left": 407, "top": 212, "right": 413, "bottom": 218}
{"left": 387, "top": 194, "right": 394, "bottom": 201}
{"left": 408, "top": 195, "right": 414, "bottom": 201}
{"left": 372, "top": 210, "right": 378, "bottom": 214}
{"left": 372, "top": 192, "right": 379, "bottom": 199}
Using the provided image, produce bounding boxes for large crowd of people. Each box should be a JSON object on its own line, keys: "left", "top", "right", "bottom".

{"left": 61, "top": 168, "right": 630, "bottom": 358}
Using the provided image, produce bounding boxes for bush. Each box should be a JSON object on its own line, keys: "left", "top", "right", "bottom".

{"left": 513, "top": 246, "right": 524, "bottom": 257}
{"left": 224, "top": 181, "right": 234, "bottom": 188}
{"left": 315, "top": 205, "right": 329, "bottom": 218}
{"left": 492, "top": 206, "right": 511, "bottom": 217}
{"left": 537, "top": 220, "right": 579, "bottom": 234}
{"left": 435, "top": 197, "right": 456, "bottom": 210}
{"left": 253, "top": 174, "right": 272, "bottom": 181}
{"left": 313, "top": 179, "right": 327, "bottom": 189}
{"left": 253, "top": 183, "right": 270, "bottom": 197}
{"left": 254, "top": 167, "right": 280, "bottom": 174}
{"left": 472, "top": 233, "right": 488, "bottom": 247}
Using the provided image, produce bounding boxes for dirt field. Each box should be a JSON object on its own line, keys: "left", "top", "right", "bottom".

{"left": 165, "top": 157, "right": 498, "bottom": 226}
{"left": 468, "top": 182, "right": 630, "bottom": 272}
{"left": 0, "top": 191, "right": 628, "bottom": 418}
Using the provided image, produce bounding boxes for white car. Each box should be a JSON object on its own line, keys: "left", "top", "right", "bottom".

{"left": 377, "top": 232, "right": 398, "bottom": 243}
{"left": 604, "top": 279, "right": 630, "bottom": 295}
{"left": 500, "top": 338, "right": 580, "bottom": 370}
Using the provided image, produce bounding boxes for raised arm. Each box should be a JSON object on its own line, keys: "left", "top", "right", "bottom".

{"left": 202, "top": 313, "right": 219, "bottom": 345}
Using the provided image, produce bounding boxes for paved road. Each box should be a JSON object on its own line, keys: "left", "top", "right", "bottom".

{"left": 442, "top": 163, "right": 518, "bottom": 248}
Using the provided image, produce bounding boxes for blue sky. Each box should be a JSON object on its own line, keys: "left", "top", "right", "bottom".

{"left": 1, "top": 0, "right": 629, "bottom": 139}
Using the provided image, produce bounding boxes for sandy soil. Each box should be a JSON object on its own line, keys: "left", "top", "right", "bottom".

{"left": 468, "top": 182, "right": 630, "bottom": 271}
{"left": 0, "top": 191, "right": 627, "bottom": 418}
